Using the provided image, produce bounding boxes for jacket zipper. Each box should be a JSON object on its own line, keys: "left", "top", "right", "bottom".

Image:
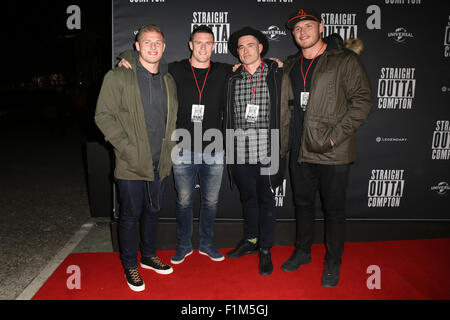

{"left": 226, "top": 73, "right": 242, "bottom": 188}
{"left": 152, "top": 76, "right": 172, "bottom": 211}
{"left": 268, "top": 62, "right": 279, "bottom": 193}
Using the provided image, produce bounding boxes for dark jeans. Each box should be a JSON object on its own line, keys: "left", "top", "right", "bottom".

{"left": 289, "top": 158, "right": 350, "bottom": 264}
{"left": 231, "top": 164, "right": 276, "bottom": 248}
{"left": 116, "top": 168, "right": 167, "bottom": 269}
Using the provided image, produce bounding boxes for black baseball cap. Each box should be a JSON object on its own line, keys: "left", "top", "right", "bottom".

{"left": 286, "top": 9, "right": 322, "bottom": 30}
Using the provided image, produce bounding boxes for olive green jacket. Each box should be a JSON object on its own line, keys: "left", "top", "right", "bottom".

{"left": 95, "top": 59, "right": 178, "bottom": 181}
{"left": 280, "top": 35, "right": 373, "bottom": 165}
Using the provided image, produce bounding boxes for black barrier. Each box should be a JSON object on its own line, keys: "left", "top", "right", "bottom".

{"left": 96, "top": 0, "right": 450, "bottom": 220}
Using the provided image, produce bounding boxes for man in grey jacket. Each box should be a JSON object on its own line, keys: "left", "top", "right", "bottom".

{"left": 95, "top": 24, "right": 178, "bottom": 292}
{"left": 279, "top": 9, "right": 373, "bottom": 288}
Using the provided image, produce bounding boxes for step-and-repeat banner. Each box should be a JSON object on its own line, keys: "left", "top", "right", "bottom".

{"left": 110, "top": 0, "right": 450, "bottom": 220}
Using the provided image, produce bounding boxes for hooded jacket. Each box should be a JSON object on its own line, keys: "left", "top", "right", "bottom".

{"left": 280, "top": 34, "right": 373, "bottom": 165}
{"left": 95, "top": 54, "right": 178, "bottom": 181}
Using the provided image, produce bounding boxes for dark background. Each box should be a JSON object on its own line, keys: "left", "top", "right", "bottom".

{"left": 112, "top": 0, "right": 450, "bottom": 220}
{"left": 1, "top": 1, "right": 450, "bottom": 221}
{"left": 1, "top": 1, "right": 111, "bottom": 140}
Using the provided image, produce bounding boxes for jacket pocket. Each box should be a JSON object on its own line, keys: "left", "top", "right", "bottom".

{"left": 118, "top": 143, "right": 138, "bottom": 169}
{"left": 304, "top": 121, "right": 333, "bottom": 154}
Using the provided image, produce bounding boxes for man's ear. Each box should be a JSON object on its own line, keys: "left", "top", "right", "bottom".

{"left": 135, "top": 41, "right": 140, "bottom": 52}
{"left": 188, "top": 41, "right": 193, "bottom": 51}
{"left": 319, "top": 22, "right": 324, "bottom": 34}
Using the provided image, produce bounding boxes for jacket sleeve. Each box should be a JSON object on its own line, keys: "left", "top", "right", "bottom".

{"left": 118, "top": 49, "right": 135, "bottom": 65}
{"left": 279, "top": 64, "right": 294, "bottom": 157}
{"left": 94, "top": 70, "right": 130, "bottom": 154}
{"left": 330, "top": 53, "right": 373, "bottom": 146}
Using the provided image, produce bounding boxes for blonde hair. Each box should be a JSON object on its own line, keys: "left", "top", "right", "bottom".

{"left": 136, "top": 24, "right": 165, "bottom": 42}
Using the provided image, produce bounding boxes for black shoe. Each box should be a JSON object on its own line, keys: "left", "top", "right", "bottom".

{"left": 141, "top": 255, "right": 173, "bottom": 275}
{"left": 321, "top": 260, "right": 341, "bottom": 288}
{"left": 259, "top": 247, "right": 273, "bottom": 276}
{"left": 124, "top": 268, "right": 145, "bottom": 292}
{"left": 281, "top": 248, "right": 311, "bottom": 272}
{"left": 226, "top": 239, "right": 258, "bottom": 259}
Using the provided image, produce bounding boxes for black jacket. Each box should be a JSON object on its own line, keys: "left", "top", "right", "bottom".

{"left": 225, "top": 59, "right": 286, "bottom": 189}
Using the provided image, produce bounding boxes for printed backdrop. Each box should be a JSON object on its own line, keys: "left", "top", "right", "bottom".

{"left": 111, "top": 0, "right": 450, "bottom": 220}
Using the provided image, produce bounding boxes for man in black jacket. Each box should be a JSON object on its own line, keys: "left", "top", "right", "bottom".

{"left": 225, "top": 27, "right": 285, "bottom": 276}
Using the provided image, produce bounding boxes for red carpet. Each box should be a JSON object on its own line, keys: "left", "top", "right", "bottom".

{"left": 32, "top": 238, "right": 450, "bottom": 300}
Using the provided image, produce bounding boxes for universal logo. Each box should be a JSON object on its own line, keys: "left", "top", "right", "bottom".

{"left": 431, "top": 182, "right": 450, "bottom": 196}
{"left": 376, "top": 137, "right": 408, "bottom": 143}
{"left": 388, "top": 27, "right": 414, "bottom": 43}
{"left": 261, "top": 26, "right": 287, "bottom": 41}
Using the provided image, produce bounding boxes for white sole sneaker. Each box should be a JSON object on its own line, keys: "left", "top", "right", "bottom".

{"left": 125, "top": 276, "right": 145, "bottom": 292}
{"left": 170, "top": 249, "right": 193, "bottom": 264}
{"left": 140, "top": 262, "right": 173, "bottom": 275}
{"left": 199, "top": 250, "right": 225, "bottom": 262}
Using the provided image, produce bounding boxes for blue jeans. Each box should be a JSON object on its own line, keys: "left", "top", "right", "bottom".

{"left": 173, "top": 150, "right": 224, "bottom": 250}
{"left": 116, "top": 167, "right": 166, "bottom": 269}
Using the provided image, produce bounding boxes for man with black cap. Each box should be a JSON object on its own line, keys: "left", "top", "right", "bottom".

{"left": 225, "top": 27, "right": 285, "bottom": 276}
{"left": 279, "top": 9, "right": 372, "bottom": 287}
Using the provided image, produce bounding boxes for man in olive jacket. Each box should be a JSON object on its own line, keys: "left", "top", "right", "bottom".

{"left": 95, "top": 25, "right": 178, "bottom": 292}
{"left": 279, "top": 9, "right": 373, "bottom": 288}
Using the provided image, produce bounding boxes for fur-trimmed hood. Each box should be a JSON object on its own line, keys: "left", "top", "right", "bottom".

{"left": 324, "top": 33, "right": 364, "bottom": 55}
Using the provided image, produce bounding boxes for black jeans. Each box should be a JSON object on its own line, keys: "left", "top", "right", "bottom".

{"left": 289, "top": 158, "right": 350, "bottom": 264}
{"left": 231, "top": 164, "right": 276, "bottom": 248}
{"left": 116, "top": 167, "right": 167, "bottom": 269}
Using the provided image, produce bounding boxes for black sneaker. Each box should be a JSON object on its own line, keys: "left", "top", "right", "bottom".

{"left": 124, "top": 268, "right": 145, "bottom": 292}
{"left": 226, "top": 239, "right": 258, "bottom": 259}
{"left": 141, "top": 255, "right": 173, "bottom": 275}
{"left": 259, "top": 247, "right": 273, "bottom": 276}
{"left": 321, "top": 260, "right": 341, "bottom": 288}
{"left": 281, "top": 248, "right": 311, "bottom": 272}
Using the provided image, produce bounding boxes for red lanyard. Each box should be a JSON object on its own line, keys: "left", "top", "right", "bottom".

{"left": 243, "top": 60, "right": 264, "bottom": 102}
{"left": 190, "top": 59, "right": 211, "bottom": 103}
{"left": 300, "top": 42, "right": 326, "bottom": 89}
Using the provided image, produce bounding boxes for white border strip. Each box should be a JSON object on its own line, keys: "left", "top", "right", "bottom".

{"left": 15, "top": 220, "right": 95, "bottom": 300}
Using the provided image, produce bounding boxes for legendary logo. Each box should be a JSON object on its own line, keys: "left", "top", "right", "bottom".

{"left": 431, "top": 120, "right": 450, "bottom": 160}
{"left": 377, "top": 67, "right": 416, "bottom": 110}
{"left": 261, "top": 26, "right": 287, "bottom": 41}
{"left": 376, "top": 137, "right": 408, "bottom": 143}
{"left": 387, "top": 27, "right": 414, "bottom": 43}
{"left": 368, "top": 169, "right": 405, "bottom": 208}
{"left": 321, "top": 12, "right": 357, "bottom": 40}
{"left": 192, "top": 11, "right": 230, "bottom": 54}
